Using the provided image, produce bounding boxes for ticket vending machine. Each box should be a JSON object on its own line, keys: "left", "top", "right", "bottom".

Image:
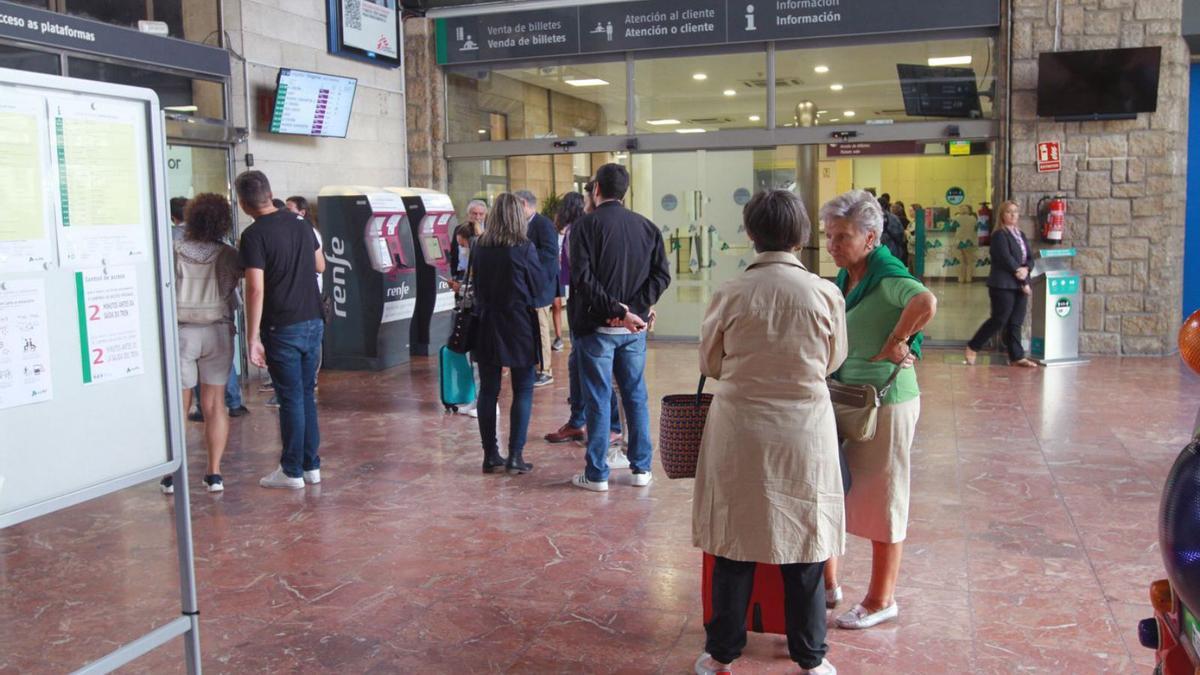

{"left": 385, "top": 188, "right": 457, "bottom": 356}
{"left": 317, "top": 187, "right": 418, "bottom": 370}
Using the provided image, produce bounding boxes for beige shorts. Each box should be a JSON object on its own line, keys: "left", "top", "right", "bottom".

{"left": 179, "top": 323, "right": 234, "bottom": 388}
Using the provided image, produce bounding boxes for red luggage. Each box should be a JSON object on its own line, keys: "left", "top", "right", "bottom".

{"left": 701, "top": 552, "right": 787, "bottom": 635}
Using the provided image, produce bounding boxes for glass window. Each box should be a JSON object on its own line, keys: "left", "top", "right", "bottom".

{"left": 67, "top": 58, "right": 225, "bottom": 119}
{"left": 63, "top": 0, "right": 220, "bottom": 44}
{"left": 7, "top": 1, "right": 51, "bottom": 8}
{"left": 0, "top": 44, "right": 60, "bottom": 75}
{"left": 446, "top": 58, "right": 627, "bottom": 143}
{"left": 775, "top": 37, "right": 996, "bottom": 126}
{"left": 633, "top": 49, "right": 767, "bottom": 134}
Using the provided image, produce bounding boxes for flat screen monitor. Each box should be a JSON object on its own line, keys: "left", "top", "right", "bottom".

{"left": 897, "top": 64, "right": 983, "bottom": 119}
{"left": 1037, "top": 47, "right": 1160, "bottom": 120}
{"left": 270, "top": 68, "right": 357, "bottom": 138}
{"left": 422, "top": 236, "right": 444, "bottom": 261}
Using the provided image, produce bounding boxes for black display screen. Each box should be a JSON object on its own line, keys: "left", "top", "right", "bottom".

{"left": 1036, "top": 47, "right": 1161, "bottom": 119}
{"left": 896, "top": 64, "right": 983, "bottom": 119}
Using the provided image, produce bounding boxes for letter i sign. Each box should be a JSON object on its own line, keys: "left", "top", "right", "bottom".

{"left": 1037, "top": 141, "right": 1061, "bottom": 173}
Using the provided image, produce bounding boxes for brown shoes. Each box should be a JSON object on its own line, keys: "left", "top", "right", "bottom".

{"left": 1011, "top": 358, "right": 1039, "bottom": 368}
{"left": 545, "top": 424, "right": 585, "bottom": 444}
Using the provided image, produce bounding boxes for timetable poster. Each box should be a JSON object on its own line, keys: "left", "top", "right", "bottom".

{"left": 0, "top": 91, "right": 54, "bottom": 272}
{"left": 49, "top": 97, "right": 150, "bottom": 267}
{"left": 0, "top": 278, "right": 53, "bottom": 410}
{"left": 74, "top": 267, "right": 144, "bottom": 385}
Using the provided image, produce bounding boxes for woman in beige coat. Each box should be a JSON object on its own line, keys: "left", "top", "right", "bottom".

{"left": 692, "top": 190, "right": 847, "bottom": 675}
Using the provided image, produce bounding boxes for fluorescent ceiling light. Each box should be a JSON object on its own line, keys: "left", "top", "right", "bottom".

{"left": 928, "top": 55, "right": 972, "bottom": 66}
{"left": 477, "top": 129, "right": 487, "bottom": 134}
{"left": 692, "top": 73, "right": 708, "bottom": 81}
{"left": 646, "top": 118, "right": 681, "bottom": 126}
{"left": 676, "top": 128, "right": 707, "bottom": 134}
{"left": 748, "top": 115, "right": 761, "bottom": 122}
{"left": 163, "top": 105, "right": 198, "bottom": 112}
{"left": 817, "top": 110, "right": 828, "bottom": 114}
{"left": 565, "top": 78, "right": 609, "bottom": 87}
{"left": 814, "top": 65, "right": 830, "bottom": 74}
{"left": 829, "top": 118, "right": 842, "bottom": 122}
{"left": 723, "top": 89, "right": 737, "bottom": 97}
{"left": 830, "top": 83, "right": 844, "bottom": 91}
{"left": 844, "top": 110, "right": 856, "bottom": 117}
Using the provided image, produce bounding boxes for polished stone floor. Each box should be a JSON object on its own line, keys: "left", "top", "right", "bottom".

{"left": 2, "top": 344, "right": 1198, "bottom": 673}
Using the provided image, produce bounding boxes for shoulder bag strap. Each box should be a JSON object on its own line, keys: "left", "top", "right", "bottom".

{"left": 696, "top": 375, "right": 706, "bottom": 408}
{"left": 877, "top": 334, "right": 919, "bottom": 401}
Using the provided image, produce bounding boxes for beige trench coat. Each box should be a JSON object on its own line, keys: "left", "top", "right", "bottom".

{"left": 692, "top": 251, "right": 848, "bottom": 564}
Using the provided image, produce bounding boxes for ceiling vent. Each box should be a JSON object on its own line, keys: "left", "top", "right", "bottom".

{"left": 740, "top": 78, "right": 806, "bottom": 89}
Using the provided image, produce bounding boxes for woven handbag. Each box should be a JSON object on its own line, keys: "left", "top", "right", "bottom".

{"left": 659, "top": 376, "right": 713, "bottom": 479}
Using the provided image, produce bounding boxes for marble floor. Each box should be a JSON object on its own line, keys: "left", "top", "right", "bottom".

{"left": 2, "top": 344, "right": 1198, "bottom": 674}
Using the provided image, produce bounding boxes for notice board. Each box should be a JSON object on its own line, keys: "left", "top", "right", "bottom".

{"left": 0, "top": 67, "right": 183, "bottom": 528}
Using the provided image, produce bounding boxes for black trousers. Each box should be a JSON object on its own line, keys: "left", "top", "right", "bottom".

{"left": 705, "top": 556, "right": 827, "bottom": 668}
{"left": 968, "top": 286, "right": 1029, "bottom": 361}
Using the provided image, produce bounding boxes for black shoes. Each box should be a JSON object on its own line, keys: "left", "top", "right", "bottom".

{"left": 482, "top": 453, "right": 507, "bottom": 474}
{"left": 506, "top": 452, "right": 534, "bottom": 475}
{"left": 187, "top": 409, "right": 204, "bottom": 422}
{"left": 228, "top": 405, "right": 250, "bottom": 418}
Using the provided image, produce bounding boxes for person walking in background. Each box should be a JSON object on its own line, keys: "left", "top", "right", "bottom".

{"left": 515, "top": 190, "right": 560, "bottom": 387}
{"left": 568, "top": 164, "right": 671, "bottom": 492}
{"left": 693, "top": 190, "right": 845, "bottom": 675}
{"left": 964, "top": 200, "right": 1038, "bottom": 368}
{"left": 470, "top": 193, "right": 541, "bottom": 475}
{"left": 543, "top": 191, "right": 624, "bottom": 457}
{"left": 822, "top": 189, "right": 937, "bottom": 630}
{"left": 161, "top": 193, "right": 243, "bottom": 495}
{"left": 170, "top": 196, "right": 189, "bottom": 241}
{"left": 236, "top": 171, "right": 326, "bottom": 490}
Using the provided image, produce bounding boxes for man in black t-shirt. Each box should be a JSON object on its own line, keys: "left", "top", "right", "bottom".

{"left": 236, "top": 170, "right": 326, "bottom": 490}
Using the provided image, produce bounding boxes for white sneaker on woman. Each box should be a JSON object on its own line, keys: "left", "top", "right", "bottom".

{"left": 835, "top": 603, "right": 898, "bottom": 629}
{"left": 693, "top": 653, "right": 732, "bottom": 675}
{"left": 800, "top": 658, "right": 837, "bottom": 674}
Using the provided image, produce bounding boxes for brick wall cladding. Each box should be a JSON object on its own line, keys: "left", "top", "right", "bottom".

{"left": 1004, "top": 0, "right": 1188, "bottom": 355}
{"left": 404, "top": 19, "right": 445, "bottom": 191}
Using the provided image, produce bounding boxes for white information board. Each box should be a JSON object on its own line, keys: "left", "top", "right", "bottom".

{"left": 0, "top": 68, "right": 183, "bottom": 529}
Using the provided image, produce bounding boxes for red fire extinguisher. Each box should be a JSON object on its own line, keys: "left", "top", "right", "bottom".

{"left": 1037, "top": 195, "right": 1066, "bottom": 244}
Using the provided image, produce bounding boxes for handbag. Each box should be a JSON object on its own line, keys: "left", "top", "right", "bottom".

{"left": 447, "top": 256, "right": 477, "bottom": 354}
{"left": 828, "top": 337, "right": 914, "bottom": 443}
{"left": 659, "top": 376, "right": 713, "bottom": 479}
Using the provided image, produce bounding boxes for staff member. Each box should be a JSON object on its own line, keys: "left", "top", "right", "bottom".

{"left": 965, "top": 200, "right": 1038, "bottom": 367}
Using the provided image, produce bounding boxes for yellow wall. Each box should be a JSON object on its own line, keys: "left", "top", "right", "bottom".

{"left": 867, "top": 155, "right": 991, "bottom": 210}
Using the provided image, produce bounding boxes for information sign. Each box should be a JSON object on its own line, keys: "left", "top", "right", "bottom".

{"left": 270, "top": 69, "right": 358, "bottom": 138}
{"left": 1037, "top": 141, "right": 1061, "bottom": 172}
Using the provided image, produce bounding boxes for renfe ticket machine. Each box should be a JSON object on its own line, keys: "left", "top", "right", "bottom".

{"left": 384, "top": 188, "right": 457, "bottom": 356}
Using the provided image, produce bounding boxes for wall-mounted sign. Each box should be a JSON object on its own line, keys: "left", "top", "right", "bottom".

{"left": 436, "top": 0, "right": 1001, "bottom": 65}
{"left": 946, "top": 186, "right": 965, "bottom": 205}
{"left": 661, "top": 193, "right": 679, "bottom": 211}
{"left": 826, "top": 141, "right": 924, "bottom": 157}
{"left": 948, "top": 140, "right": 972, "bottom": 156}
{"left": 327, "top": 0, "right": 401, "bottom": 67}
{"left": 733, "top": 187, "right": 752, "bottom": 205}
{"left": 1037, "top": 141, "right": 1061, "bottom": 172}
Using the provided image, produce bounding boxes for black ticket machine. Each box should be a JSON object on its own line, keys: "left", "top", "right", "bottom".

{"left": 384, "top": 188, "right": 457, "bottom": 357}
{"left": 318, "top": 187, "right": 418, "bottom": 370}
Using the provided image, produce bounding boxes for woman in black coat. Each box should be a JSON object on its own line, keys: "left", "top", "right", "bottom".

{"left": 965, "top": 200, "right": 1038, "bottom": 368}
{"left": 471, "top": 193, "right": 543, "bottom": 474}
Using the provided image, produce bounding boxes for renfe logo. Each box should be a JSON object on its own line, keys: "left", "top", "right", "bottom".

{"left": 386, "top": 281, "right": 410, "bottom": 298}
{"left": 327, "top": 236, "right": 352, "bottom": 318}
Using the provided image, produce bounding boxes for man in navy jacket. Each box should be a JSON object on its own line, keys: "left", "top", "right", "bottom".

{"left": 516, "top": 190, "right": 561, "bottom": 387}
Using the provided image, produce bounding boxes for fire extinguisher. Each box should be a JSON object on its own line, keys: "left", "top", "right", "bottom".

{"left": 976, "top": 202, "right": 992, "bottom": 246}
{"left": 1037, "top": 195, "right": 1066, "bottom": 244}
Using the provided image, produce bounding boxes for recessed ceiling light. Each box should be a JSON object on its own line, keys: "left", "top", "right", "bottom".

{"left": 646, "top": 119, "right": 681, "bottom": 126}
{"left": 564, "top": 78, "right": 609, "bottom": 87}
{"left": 748, "top": 115, "right": 761, "bottom": 122}
{"left": 477, "top": 129, "right": 486, "bottom": 134}
{"left": 723, "top": 89, "right": 737, "bottom": 97}
{"left": 676, "top": 128, "right": 707, "bottom": 134}
{"left": 844, "top": 110, "right": 856, "bottom": 117}
{"left": 164, "top": 105, "right": 199, "bottom": 112}
{"left": 814, "top": 65, "right": 830, "bottom": 74}
{"left": 829, "top": 118, "right": 842, "bottom": 122}
{"left": 817, "top": 110, "right": 828, "bottom": 114}
{"left": 692, "top": 73, "right": 708, "bottom": 81}
{"left": 928, "top": 56, "right": 972, "bottom": 66}
{"left": 830, "top": 83, "right": 844, "bottom": 91}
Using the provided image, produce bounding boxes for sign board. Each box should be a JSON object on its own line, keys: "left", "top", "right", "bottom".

{"left": 1037, "top": 141, "right": 1061, "bottom": 172}
{"left": 826, "top": 141, "right": 924, "bottom": 157}
{"left": 436, "top": 0, "right": 1001, "bottom": 64}
{"left": 327, "top": 0, "right": 401, "bottom": 66}
{"left": 946, "top": 186, "right": 965, "bottom": 205}
{"left": 948, "top": 139, "right": 972, "bottom": 156}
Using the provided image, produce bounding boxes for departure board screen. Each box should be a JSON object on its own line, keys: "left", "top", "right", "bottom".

{"left": 269, "top": 69, "right": 357, "bottom": 138}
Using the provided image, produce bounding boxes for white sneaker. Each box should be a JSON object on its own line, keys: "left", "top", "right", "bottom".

{"left": 800, "top": 658, "right": 837, "bottom": 674}
{"left": 630, "top": 470, "right": 652, "bottom": 487}
{"left": 570, "top": 474, "right": 609, "bottom": 492}
{"left": 835, "top": 603, "right": 898, "bottom": 629}
{"left": 694, "top": 653, "right": 732, "bottom": 675}
{"left": 303, "top": 469, "right": 321, "bottom": 484}
{"left": 259, "top": 466, "right": 304, "bottom": 489}
{"left": 607, "top": 447, "right": 631, "bottom": 469}
{"left": 825, "top": 585, "right": 843, "bottom": 609}
{"left": 466, "top": 406, "right": 479, "bottom": 418}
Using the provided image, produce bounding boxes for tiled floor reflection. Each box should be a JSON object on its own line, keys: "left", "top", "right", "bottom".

{"left": 2, "top": 344, "right": 1198, "bottom": 673}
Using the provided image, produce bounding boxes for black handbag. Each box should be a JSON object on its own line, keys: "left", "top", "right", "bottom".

{"left": 447, "top": 256, "right": 477, "bottom": 354}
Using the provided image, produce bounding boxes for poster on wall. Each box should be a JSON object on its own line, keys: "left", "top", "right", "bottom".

{"left": 74, "top": 267, "right": 145, "bottom": 385}
{"left": 332, "top": 0, "right": 400, "bottom": 66}
{"left": 0, "top": 278, "right": 53, "bottom": 410}
{"left": 0, "top": 91, "right": 55, "bottom": 273}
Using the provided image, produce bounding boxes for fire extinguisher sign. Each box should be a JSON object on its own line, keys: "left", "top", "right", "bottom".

{"left": 1037, "top": 141, "right": 1061, "bottom": 173}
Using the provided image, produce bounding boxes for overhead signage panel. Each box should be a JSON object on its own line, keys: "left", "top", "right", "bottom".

{"left": 436, "top": 0, "right": 999, "bottom": 65}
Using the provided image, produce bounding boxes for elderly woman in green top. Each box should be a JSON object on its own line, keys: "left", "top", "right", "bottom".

{"left": 821, "top": 189, "right": 938, "bottom": 631}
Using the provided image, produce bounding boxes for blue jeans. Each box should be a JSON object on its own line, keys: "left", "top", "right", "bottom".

{"left": 477, "top": 364, "right": 536, "bottom": 455}
{"left": 263, "top": 319, "right": 323, "bottom": 478}
{"left": 577, "top": 332, "right": 652, "bottom": 481}
{"left": 567, "top": 338, "right": 621, "bottom": 434}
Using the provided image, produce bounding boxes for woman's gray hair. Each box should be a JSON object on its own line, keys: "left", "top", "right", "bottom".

{"left": 819, "top": 189, "right": 884, "bottom": 241}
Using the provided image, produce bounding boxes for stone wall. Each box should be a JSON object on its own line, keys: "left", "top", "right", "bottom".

{"left": 223, "top": 0, "right": 408, "bottom": 228}
{"left": 1006, "top": 0, "right": 1189, "bottom": 354}
{"left": 404, "top": 18, "right": 445, "bottom": 192}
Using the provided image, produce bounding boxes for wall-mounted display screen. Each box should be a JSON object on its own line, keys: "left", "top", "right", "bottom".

{"left": 896, "top": 64, "right": 983, "bottom": 119}
{"left": 328, "top": 0, "right": 400, "bottom": 66}
{"left": 1037, "top": 47, "right": 1160, "bottom": 120}
{"left": 422, "top": 235, "right": 444, "bottom": 261}
{"left": 269, "top": 68, "right": 357, "bottom": 138}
